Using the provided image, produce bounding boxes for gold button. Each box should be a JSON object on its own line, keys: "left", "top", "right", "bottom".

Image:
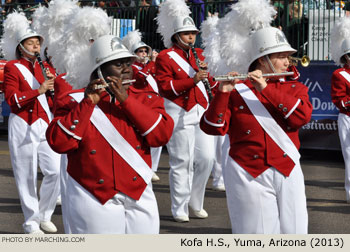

{"left": 239, "top": 106, "right": 244, "bottom": 109}
{"left": 133, "top": 176, "right": 137, "bottom": 181}
{"left": 73, "top": 120, "right": 79, "bottom": 125}
{"left": 136, "top": 145, "right": 141, "bottom": 150}
{"left": 98, "top": 179, "right": 104, "bottom": 184}
{"left": 90, "top": 150, "right": 96, "bottom": 154}
{"left": 246, "top": 130, "right": 251, "bottom": 135}
{"left": 283, "top": 107, "right": 288, "bottom": 112}
{"left": 278, "top": 104, "right": 283, "bottom": 108}
{"left": 283, "top": 153, "right": 287, "bottom": 157}
{"left": 217, "top": 119, "right": 222, "bottom": 123}
{"left": 70, "top": 125, "right": 76, "bottom": 130}
{"left": 218, "top": 113, "right": 223, "bottom": 118}
{"left": 253, "top": 155, "right": 259, "bottom": 159}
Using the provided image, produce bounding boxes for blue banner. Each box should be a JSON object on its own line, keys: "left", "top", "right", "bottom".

{"left": 298, "top": 61, "right": 341, "bottom": 150}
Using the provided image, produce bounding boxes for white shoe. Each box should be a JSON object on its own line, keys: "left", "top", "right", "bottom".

{"left": 174, "top": 215, "right": 189, "bottom": 223}
{"left": 192, "top": 209, "right": 208, "bottom": 219}
{"left": 151, "top": 172, "right": 160, "bottom": 182}
{"left": 28, "top": 229, "right": 44, "bottom": 235}
{"left": 213, "top": 184, "right": 226, "bottom": 192}
{"left": 40, "top": 221, "right": 57, "bottom": 233}
{"left": 56, "top": 196, "right": 62, "bottom": 206}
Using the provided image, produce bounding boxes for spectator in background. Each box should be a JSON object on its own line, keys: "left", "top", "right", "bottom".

{"left": 303, "top": 0, "right": 330, "bottom": 15}
{"left": 343, "top": 1, "right": 350, "bottom": 16}
{"left": 3, "top": 0, "right": 15, "bottom": 14}
{"left": 151, "top": 0, "right": 163, "bottom": 5}
{"left": 187, "top": 0, "right": 205, "bottom": 27}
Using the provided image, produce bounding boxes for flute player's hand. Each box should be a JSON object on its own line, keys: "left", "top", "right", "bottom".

{"left": 84, "top": 78, "right": 105, "bottom": 105}
{"left": 218, "top": 71, "right": 240, "bottom": 93}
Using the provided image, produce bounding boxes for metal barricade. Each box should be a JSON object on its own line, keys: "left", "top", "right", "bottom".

{"left": 0, "top": 0, "right": 348, "bottom": 61}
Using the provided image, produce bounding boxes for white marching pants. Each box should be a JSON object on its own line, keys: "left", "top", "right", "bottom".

{"left": 151, "top": 147, "right": 162, "bottom": 172}
{"left": 224, "top": 157, "right": 308, "bottom": 234}
{"left": 59, "top": 154, "right": 71, "bottom": 233}
{"left": 66, "top": 175, "right": 159, "bottom": 234}
{"left": 212, "top": 135, "right": 230, "bottom": 188}
{"left": 164, "top": 100, "right": 215, "bottom": 218}
{"left": 337, "top": 113, "right": 350, "bottom": 201}
{"left": 8, "top": 114, "right": 60, "bottom": 233}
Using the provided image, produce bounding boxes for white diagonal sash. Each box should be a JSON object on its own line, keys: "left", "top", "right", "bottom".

{"left": 235, "top": 83, "right": 300, "bottom": 165}
{"left": 339, "top": 70, "right": 350, "bottom": 82}
{"left": 167, "top": 51, "right": 209, "bottom": 103}
{"left": 69, "top": 93, "right": 153, "bottom": 184}
{"left": 14, "top": 63, "right": 52, "bottom": 121}
{"left": 146, "top": 74, "right": 159, "bottom": 93}
{"left": 138, "top": 71, "right": 159, "bottom": 93}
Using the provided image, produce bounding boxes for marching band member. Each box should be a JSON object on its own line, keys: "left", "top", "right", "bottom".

{"left": 46, "top": 35, "right": 174, "bottom": 234}
{"left": 122, "top": 30, "right": 162, "bottom": 182}
{"left": 330, "top": 16, "right": 350, "bottom": 204}
{"left": 1, "top": 12, "right": 60, "bottom": 234}
{"left": 200, "top": 0, "right": 312, "bottom": 233}
{"left": 32, "top": 0, "right": 80, "bottom": 212}
{"left": 156, "top": 0, "right": 217, "bottom": 222}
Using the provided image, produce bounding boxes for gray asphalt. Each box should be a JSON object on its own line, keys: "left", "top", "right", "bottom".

{"left": 0, "top": 134, "right": 349, "bottom": 234}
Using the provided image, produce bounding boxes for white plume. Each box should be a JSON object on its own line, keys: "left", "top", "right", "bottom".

{"left": 202, "top": 0, "right": 276, "bottom": 75}
{"left": 156, "top": 0, "right": 191, "bottom": 48}
{"left": 45, "top": 0, "right": 79, "bottom": 60}
{"left": 122, "top": 30, "right": 142, "bottom": 52}
{"left": 0, "top": 11, "right": 30, "bottom": 60}
{"left": 32, "top": 5, "right": 49, "bottom": 50}
{"left": 58, "top": 6, "right": 111, "bottom": 89}
{"left": 330, "top": 16, "right": 350, "bottom": 65}
{"left": 201, "top": 15, "right": 230, "bottom": 75}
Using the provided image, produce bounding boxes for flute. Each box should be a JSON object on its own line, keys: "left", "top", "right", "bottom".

{"left": 189, "top": 43, "right": 213, "bottom": 102}
{"left": 93, "top": 79, "right": 136, "bottom": 90}
{"left": 35, "top": 52, "right": 54, "bottom": 98}
{"left": 213, "top": 72, "right": 294, "bottom": 81}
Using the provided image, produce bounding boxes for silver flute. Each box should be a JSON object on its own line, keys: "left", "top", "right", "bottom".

{"left": 93, "top": 79, "right": 136, "bottom": 90}
{"left": 213, "top": 72, "right": 294, "bottom": 81}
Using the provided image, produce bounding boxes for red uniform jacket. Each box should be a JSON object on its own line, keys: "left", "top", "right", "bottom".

{"left": 4, "top": 58, "right": 56, "bottom": 125}
{"left": 200, "top": 79, "right": 312, "bottom": 178}
{"left": 155, "top": 44, "right": 217, "bottom": 111}
{"left": 331, "top": 66, "right": 350, "bottom": 116}
{"left": 133, "top": 61, "right": 156, "bottom": 76}
{"left": 46, "top": 86, "right": 174, "bottom": 204}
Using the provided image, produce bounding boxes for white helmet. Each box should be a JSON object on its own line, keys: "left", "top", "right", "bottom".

{"left": 16, "top": 27, "right": 43, "bottom": 47}
{"left": 248, "top": 27, "right": 296, "bottom": 68}
{"left": 16, "top": 28, "right": 44, "bottom": 59}
{"left": 340, "top": 38, "right": 350, "bottom": 61}
{"left": 1, "top": 12, "right": 44, "bottom": 60}
{"left": 172, "top": 16, "right": 199, "bottom": 37}
{"left": 132, "top": 41, "right": 152, "bottom": 56}
{"left": 89, "top": 35, "right": 137, "bottom": 77}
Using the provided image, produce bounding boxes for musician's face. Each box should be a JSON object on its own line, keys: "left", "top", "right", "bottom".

{"left": 177, "top": 31, "right": 197, "bottom": 49}
{"left": 20, "top": 37, "right": 41, "bottom": 59}
{"left": 265, "top": 52, "right": 290, "bottom": 73}
{"left": 101, "top": 58, "right": 134, "bottom": 89}
{"left": 136, "top": 47, "right": 149, "bottom": 63}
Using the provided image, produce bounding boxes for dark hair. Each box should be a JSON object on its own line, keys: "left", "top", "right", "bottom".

{"left": 340, "top": 54, "right": 350, "bottom": 65}
{"left": 248, "top": 59, "right": 259, "bottom": 72}
{"left": 171, "top": 34, "right": 178, "bottom": 45}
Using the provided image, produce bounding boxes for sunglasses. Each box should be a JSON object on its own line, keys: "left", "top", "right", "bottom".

{"left": 138, "top": 49, "right": 148, "bottom": 53}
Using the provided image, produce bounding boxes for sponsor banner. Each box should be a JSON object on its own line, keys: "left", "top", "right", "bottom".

{"left": 298, "top": 61, "right": 340, "bottom": 150}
